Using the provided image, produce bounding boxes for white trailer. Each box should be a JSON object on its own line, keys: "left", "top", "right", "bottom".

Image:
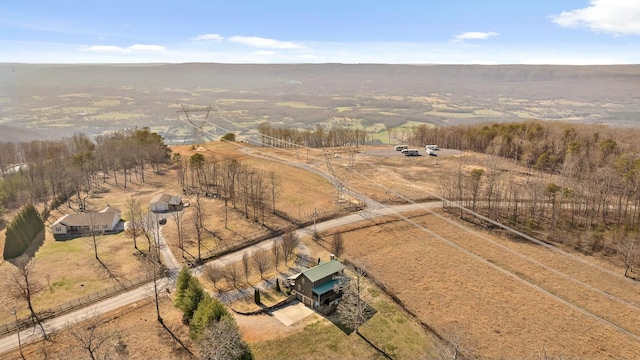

{"left": 425, "top": 144, "right": 438, "bottom": 151}
{"left": 394, "top": 144, "right": 409, "bottom": 151}
{"left": 403, "top": 149, "right": 420, "bottom": 156}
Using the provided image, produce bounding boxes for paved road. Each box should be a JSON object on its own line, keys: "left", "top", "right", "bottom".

{"left": 0, "top": 200, "right": 437, "bottom": 356}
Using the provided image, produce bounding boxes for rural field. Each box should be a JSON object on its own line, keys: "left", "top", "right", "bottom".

{"left": 1, "top": 141, "right": 639, "bottom": 359}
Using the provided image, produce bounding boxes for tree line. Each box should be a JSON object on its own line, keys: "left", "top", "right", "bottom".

{"left": 176, "top": 152, "right": 277, "bottom": 227}
{"left": 0, "top": 127, "right": 171, "bottom": 224}
{"left": 257, "top": 122, "right": 367, "bottom": 148}
{"left": 410, "top": 120, "right": 640, "bottom": 273}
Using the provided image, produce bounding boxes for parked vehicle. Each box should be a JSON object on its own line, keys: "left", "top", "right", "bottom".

{"left": 402, "top": 149, "right": 420, "bottom": 156}
{"left": 394, "top": 144, "right": 409, "bottom": 151}
{"left": 426, "top": 148, "right": 437, "bottom": 156}
{"left": 425, "top": 144, "right": 438, "bottom": 151}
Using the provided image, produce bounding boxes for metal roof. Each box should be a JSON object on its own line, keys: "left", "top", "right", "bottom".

{"left": 51, "top": 212, "right": 118, "bottom": 228}
{"left": 312, "top": 279, "right": 340, "bottom": 296}
{"left": 301, "top": 259, "right": 345, "bottom": 283}
{"left": 150, "top": 193, "right": 182, "bottom": 205}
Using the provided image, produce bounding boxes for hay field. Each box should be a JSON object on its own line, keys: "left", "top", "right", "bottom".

{"left": 333, "top": 210, "right": 640, "bottom": 359}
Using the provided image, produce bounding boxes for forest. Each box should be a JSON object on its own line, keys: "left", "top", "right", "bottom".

{"left": 409, "top": 120, "right": 640, "bottom": 276}
{"left": 0, "top": 127, "right": 171, "bottom": 225}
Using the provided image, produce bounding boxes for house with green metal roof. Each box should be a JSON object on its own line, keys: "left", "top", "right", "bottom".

{"left": 291, "top": 258, "right": 348, "bottom": 310}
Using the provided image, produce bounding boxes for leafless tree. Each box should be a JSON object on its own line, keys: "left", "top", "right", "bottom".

{"left": 223, "top": 263, "right": 241, "bottom": 289}
{"left": 124, "top": 197, "right": 143, "bottom": 251}
{"left": 281, "top": 227, "right": 300, "bottom": 264}
{"left": 204, "top": 263, "right": 223, "bottom": 289}
{"left": 270, "top": 171, "right": 278, "bottom": 214}
{"left": 241, "top": 252, "right": 251, "bottom": 283}
{"left": 434, "top": 324, "right": 475, "bottom": 360}
{"left": 467, "top": 169, "right": 484, "bottom": 212}
{"left": 272, "top": 238, "right": 282, "bottom": 272}
{"left": 336, "top": 265, "right": 373, "bottom": 335}
{"left": 192, "top": 193, "right": 205, "bottom": 262}
{"left": 68, "top": 312, "right": 124, "bottom": 360}
{"left": 252, "top": 248, "right": 270, "bottom": 279}
{"left": 197, "top": 315, "right": 250, "bottom": 360}
{"left": 331, "top": 232, "right": 345, "bottom": 258}
{"left": 7, "top": 258, "right": 48, "bottom": 340}
{"left": 170, "top": 209, "right": 185, "bottom": 259}
{"left": 140, "top": 212, "right": 160, "bottom": 256}
{"left": 140, "top": 250, "right": 166, "bottom": 324}
{"left": 84, "top": 210, "right": 103, "bottom": 262}
{"left": 620, "top": 234, "right": 640, "bottom": 278}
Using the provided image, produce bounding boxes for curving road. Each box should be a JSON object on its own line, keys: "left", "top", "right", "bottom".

{"left": 0, "top": 201, "right": 437, "bottom": 355}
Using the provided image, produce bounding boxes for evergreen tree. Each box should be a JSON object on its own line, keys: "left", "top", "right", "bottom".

{"left": 190, "top": 294, "right": 229, "bottom": 340}
{"left": 254, "top": 288, "right": 261, "bottom": 304}
{"left": 177, "top": 277, "right": 205, "bottom": 323}
{"left": 173, "top": 267, "right": 192, "bottom": 309}
{"left": 275, "top": 278, "right": 281, "bottom": 292}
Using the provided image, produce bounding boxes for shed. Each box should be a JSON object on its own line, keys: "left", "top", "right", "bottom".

{"left": 150, "top": 193, "right": 183, "bottom": 212}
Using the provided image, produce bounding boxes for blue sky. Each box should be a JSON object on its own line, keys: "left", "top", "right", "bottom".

{"left": 1, "top": 0, "right": 640, "bottom": 64}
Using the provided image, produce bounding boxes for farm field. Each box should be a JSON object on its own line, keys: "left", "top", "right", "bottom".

{"left": 329, "top": 209, "right": 640, "bottom": 359}
{"left": 3, "top": 141, "right": 640, "bottom": 359}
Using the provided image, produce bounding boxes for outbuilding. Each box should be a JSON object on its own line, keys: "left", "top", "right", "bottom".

{"left": 149, "top": 193, "right": 183, "bottom": 213}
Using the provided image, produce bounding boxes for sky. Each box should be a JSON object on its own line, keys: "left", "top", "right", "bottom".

{"left": 1, "top": 0, "right": 640, "bottom": 64}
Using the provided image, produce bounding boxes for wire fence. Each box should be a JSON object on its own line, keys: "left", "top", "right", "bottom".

{"left": 0, "top": 273, "right": 152, "bottom": 336}
{"left": 0, "top": 203, "right": 361, "bottom": 337}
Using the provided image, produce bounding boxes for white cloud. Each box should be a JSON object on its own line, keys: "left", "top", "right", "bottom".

{"left": 452, "top": 31, "right": 499, "bottom": 43}
{"left": 191, "top": 33, "right": 224, "bottom": 41}
{"left": 228, "top": 36, "right": 304, "bottom": 49}
{"left": 81, "top": 44, "right": 166, "bottom": 54}
{"left": 551, "top": 0, "right": 640, "bottom": 35}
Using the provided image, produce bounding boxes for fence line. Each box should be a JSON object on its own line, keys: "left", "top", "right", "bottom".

{"left": 0, "top": 273, "right": 152, "bottom": 336}
{"left": 1, "top": 203, "right": 361, "bottom": 337}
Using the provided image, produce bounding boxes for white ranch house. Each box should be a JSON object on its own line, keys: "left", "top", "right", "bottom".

{"left": 50, "top": 206, "right": 122, "bottom": 240}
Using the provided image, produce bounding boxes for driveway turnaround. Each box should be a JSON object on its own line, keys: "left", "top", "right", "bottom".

{"left": 271, "top": 300, "right": 315, "bottom": 326}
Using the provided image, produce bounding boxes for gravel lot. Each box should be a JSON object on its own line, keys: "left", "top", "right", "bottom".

{"left": 361, "top": 146, "right": 462, "bottom": 157}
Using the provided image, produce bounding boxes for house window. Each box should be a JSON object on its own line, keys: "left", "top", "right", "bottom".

{"left": 301, "top": 277, "right": 305, "bottom": 284}
{"left": 103, "top": 224, "right": 108, "bottom": 228}
{"left": 297, "top": 284, "right": 300, "bottom": 290}
{"left": 55, "top": 227, "right": 61, "bottom": 232}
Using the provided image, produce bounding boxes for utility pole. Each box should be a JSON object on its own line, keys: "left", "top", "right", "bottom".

{"left": 313, "top": 208, "right": 317, "bottom": 234}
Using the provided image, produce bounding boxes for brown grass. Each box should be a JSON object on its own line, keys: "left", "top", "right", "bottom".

{"left": 2, "top": 297, "right": 193, "bottom": 360}
{"left": 328, "top": 209, "right": 640, "bottom": 359}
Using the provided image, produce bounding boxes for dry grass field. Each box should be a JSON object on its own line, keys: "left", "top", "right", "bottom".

{"left": 3, "top": 142, "right": 640, "bottom": 359}
{"left": 2, "top": 297, "right": 194, "bottom": 360}
{"left": 326, "top": 209, "right": 640, "bottom": 359}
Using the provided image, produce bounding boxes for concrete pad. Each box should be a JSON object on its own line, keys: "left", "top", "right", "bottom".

{"left": 271, "top": 300, "right": 315, "bottom": 326}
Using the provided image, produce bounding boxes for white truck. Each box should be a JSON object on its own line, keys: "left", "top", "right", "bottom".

{"left": 426, "top": 148, "right": 437, "bottom": 156}
{"left": 425, "top": 144, "right": 438, "bottom": 151}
